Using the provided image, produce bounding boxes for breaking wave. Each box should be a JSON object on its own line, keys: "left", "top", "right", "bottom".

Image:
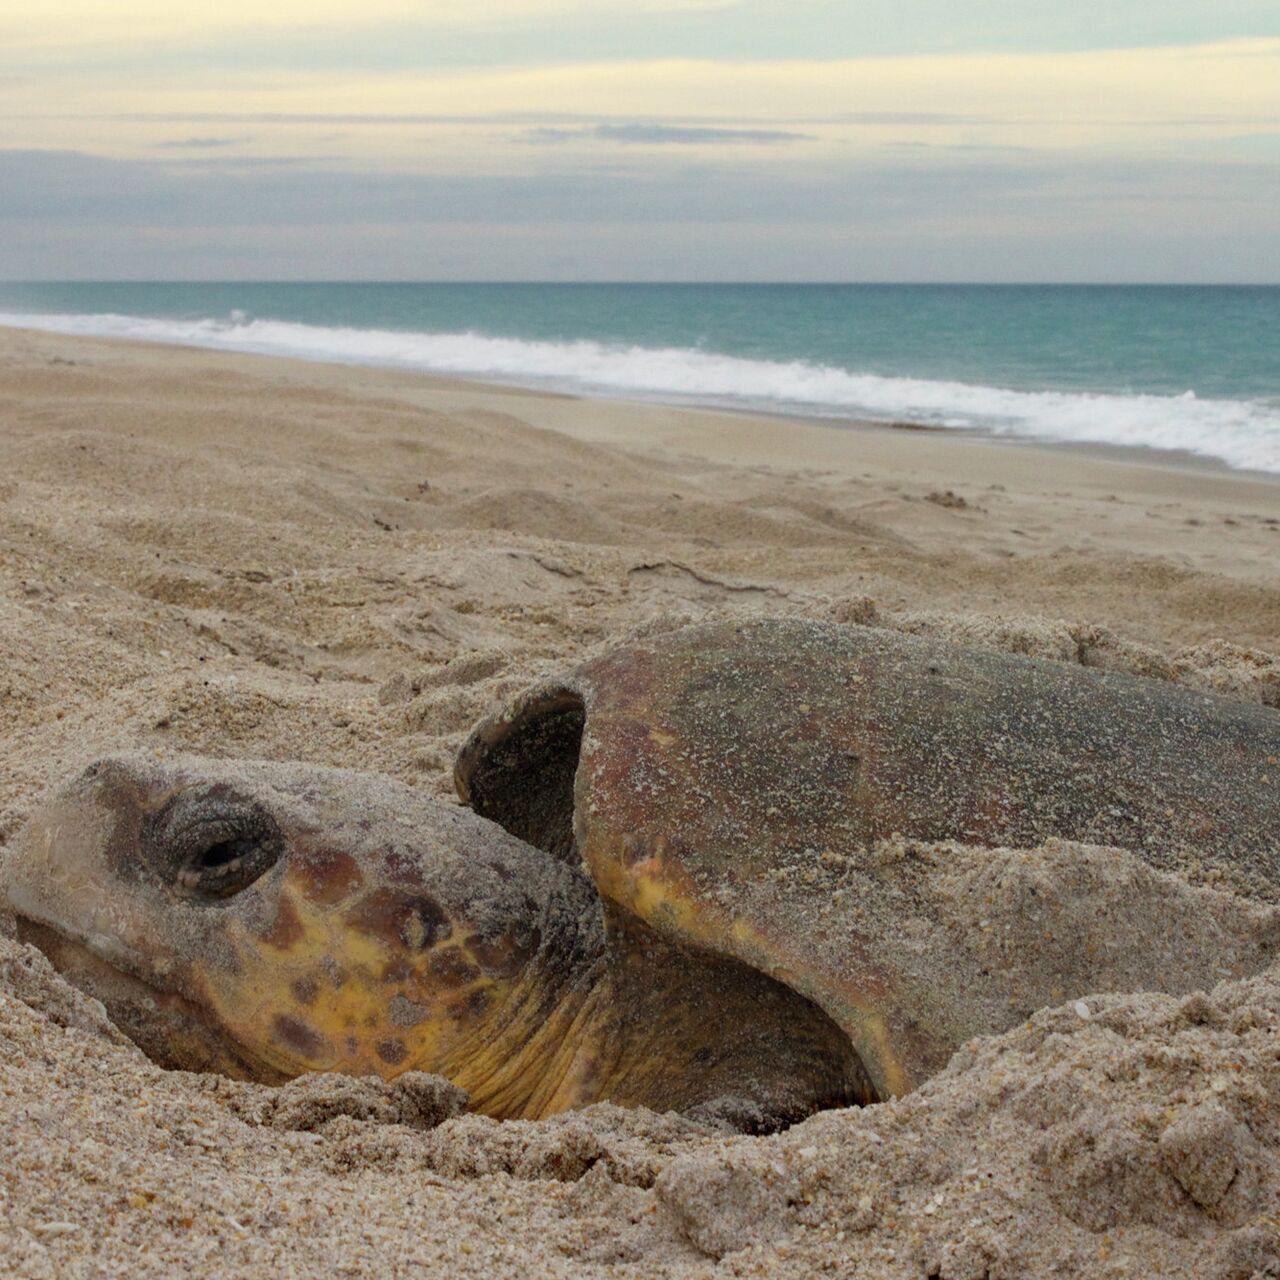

{"left": 4, "top": 309, "right": 1279, "bottom": 473}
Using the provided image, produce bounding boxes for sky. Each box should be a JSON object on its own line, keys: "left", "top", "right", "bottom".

{"left": 2, "top": 2, "right": 1278, "bottom": 282}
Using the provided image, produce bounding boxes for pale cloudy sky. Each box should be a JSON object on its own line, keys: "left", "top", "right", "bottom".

{"left": 2, "top": 2, "right": 1278, "bottom": 280}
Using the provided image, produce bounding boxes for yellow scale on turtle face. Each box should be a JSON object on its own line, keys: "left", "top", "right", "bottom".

{"left": 198, "top": 872, "right": 515, "bottom": 1082}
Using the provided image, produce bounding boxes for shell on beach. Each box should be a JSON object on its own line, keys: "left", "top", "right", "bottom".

{"left": 456, "top": 617, "right": 1280, "bottom": 1100}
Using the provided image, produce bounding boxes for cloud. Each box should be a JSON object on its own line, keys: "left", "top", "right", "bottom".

{"left": 157, "top": 137, "right": 242, "bottom": 149}
{"left": 9, "top": 41, "right": 1274, "bottom": 153}
{"left": 5, "top": 0, "right": 741, "bottom": 49}
{"left": 48, "top": 111, "right": 969, "bottom": 128}
{"left": 522, "top": 123, "right": 812, "bottom": 145}
{"left": 0, "top": 146, "right": 1047, "bottom": 228}
{"left": 4, "top": 144, "right": 1275, "bottom": 229}
{"left": 898, "top": 141, "right": 1038, "bottom": 153}
{"left": 157, "top": 155, "right": 326, "bottom": 169}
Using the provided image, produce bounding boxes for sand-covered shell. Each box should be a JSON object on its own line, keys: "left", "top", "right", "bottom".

{"left": 457, "top": 618, "right": 1280, "bottom": 1099}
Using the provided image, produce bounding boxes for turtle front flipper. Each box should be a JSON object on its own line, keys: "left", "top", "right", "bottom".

{"left": 457, "top": 682, "right": 892, "bottom": 1115}
{"left": 574, "top": 796, "right": 980, "bottom": 1102}
{"left": 454, "top": 646, "right": 986, "bottom": 1101}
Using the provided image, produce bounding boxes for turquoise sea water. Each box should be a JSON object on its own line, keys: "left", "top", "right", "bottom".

{"left": 1, "top": 282, "right": 1278, "bottom": 473}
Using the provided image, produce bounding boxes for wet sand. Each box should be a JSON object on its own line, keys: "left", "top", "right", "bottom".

{"left": 1, "top": 325, "right": 1278, "bottom": 1277}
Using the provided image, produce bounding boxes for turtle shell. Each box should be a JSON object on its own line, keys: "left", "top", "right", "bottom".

{"left": 456, "top": 618, "right": 1280, "bottom": 1099}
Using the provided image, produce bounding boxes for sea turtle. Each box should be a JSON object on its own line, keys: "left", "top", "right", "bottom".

{"left": 3, "top": 754, "right": 870, "bottom": 1126}
{"left": 4, "top": 619, "right": 1279, "bottom": 1125}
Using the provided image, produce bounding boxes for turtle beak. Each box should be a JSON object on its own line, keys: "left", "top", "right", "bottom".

{"left": 1, "top": 759, "right": 290, "bottom": 1080}
{"left": 1, "top": 763, "right": 153, "bottom": 974}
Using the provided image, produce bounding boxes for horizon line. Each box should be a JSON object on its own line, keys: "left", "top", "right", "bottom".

{"left": 4, "top": 279, "right": 1280, "bottom": 289}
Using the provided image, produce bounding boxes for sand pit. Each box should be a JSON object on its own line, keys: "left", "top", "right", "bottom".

{"left": 2, "top": 326, "right": 1279, "bottom": 1277}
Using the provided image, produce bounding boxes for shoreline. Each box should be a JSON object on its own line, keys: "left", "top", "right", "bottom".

{"left": 2, "top": 320, "right": 1277, "bottom": 490}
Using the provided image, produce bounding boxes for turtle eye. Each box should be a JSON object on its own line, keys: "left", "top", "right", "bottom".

{"left": 144, "top": 788, "right": 285, "bottom": 902}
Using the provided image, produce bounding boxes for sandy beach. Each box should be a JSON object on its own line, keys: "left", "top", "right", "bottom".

{"left": 2, "top": 324, "right": 1279, "bottom": 1278}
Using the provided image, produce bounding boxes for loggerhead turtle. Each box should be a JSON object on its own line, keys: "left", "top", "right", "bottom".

{"left": 4, "top": 619, "right": 1279, "bottom": 1125}
{"left": 2, "top": 754, "right": 870, "bottom": 1127}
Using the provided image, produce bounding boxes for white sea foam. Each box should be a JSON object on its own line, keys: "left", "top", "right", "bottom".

{"left": 4, "top": 309, "right": 1280, "bottom": 473}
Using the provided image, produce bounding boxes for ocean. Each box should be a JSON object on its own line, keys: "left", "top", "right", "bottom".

{"left": 1, "top": 282, "right": 1278, "bottom": 474}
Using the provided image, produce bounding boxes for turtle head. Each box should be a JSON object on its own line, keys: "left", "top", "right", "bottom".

{"left": 2, "top": 754, "right": 602, "bottom": 1101}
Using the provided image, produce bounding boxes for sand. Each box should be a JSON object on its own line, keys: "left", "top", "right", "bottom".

{"left": 1, "top": 324, "right": 1279, "bottom": 1278}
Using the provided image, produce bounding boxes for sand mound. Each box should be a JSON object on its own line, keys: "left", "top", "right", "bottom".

{"left": 4, "top": 930, "right": 1278, "bottom": 1277}
{"left": 658, "top": 967, "right": 1280, "bottom": 1275}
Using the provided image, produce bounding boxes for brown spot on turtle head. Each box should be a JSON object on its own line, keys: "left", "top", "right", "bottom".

{"left": 376, "top": 1038, "right": 408, "bottom": 1066}
{"left": 271, "top": 1014, "right": 331, "bottom": 1063}
{"left": 291, "top": 976, "right": 320, "bottom": 1007}
{"left": 465, "top": 989, "right": 494, "bottom": 1018}
{"left": 468, "top": 927, "right": 541, "bottom": 978}
{"left": 343, "top": 887, "right": 452, "bottom": 952}
{"left": 293, "top": 847, "right": 364, "bottom": 906}
{"left": 428, "top": 946, "right": 482, "bottom": 986}
{"left": 257, "top": 893, "right": 305, "bottom": 950}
